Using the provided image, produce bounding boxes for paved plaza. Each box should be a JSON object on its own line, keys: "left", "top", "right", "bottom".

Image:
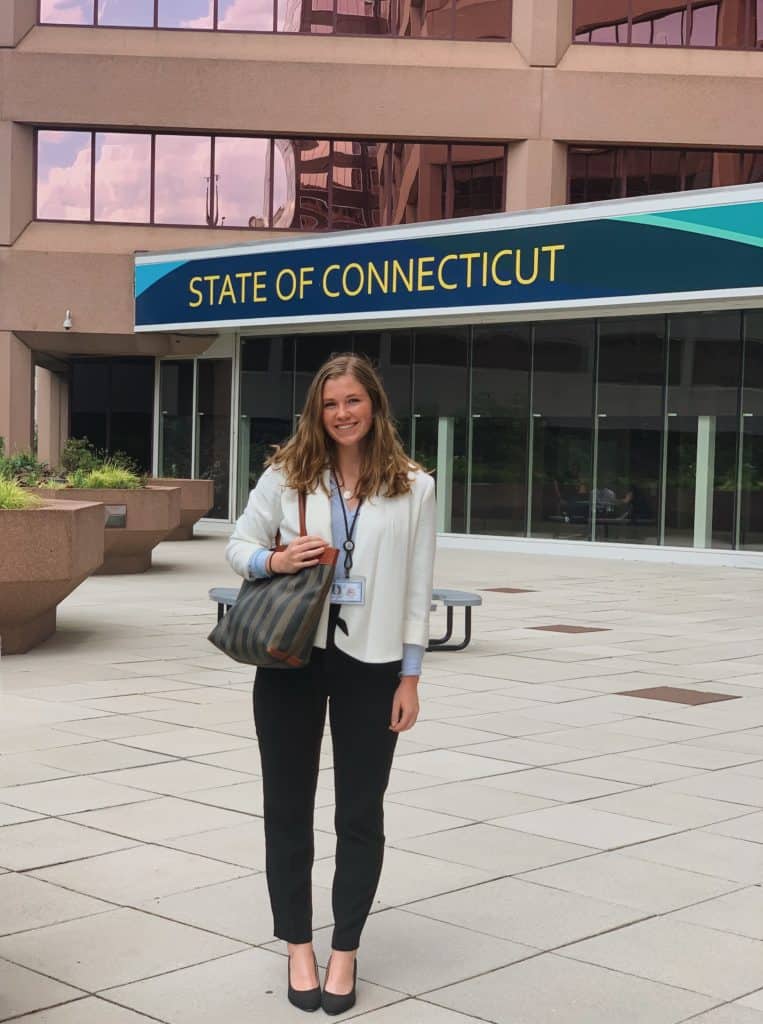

{"left": 1, "top": 534, "right": 763, "bottom": 1023}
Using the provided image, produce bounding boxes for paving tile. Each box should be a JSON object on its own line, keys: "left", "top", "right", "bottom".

{"left": 162, "top": 820, "right": 329, "bottom": 871}
{"left": 525, "top": 726, "right": 659, "bottom": 755}
{"left": 106, "top": 948, "right": 403, "bottom": 1023}
{"left": 393, "top": 749, "right": 526, "bottom": 780}
{"left": 32, "top": 741, "right": 172, "bottom": 774}
{"left": 387, "top": 780, "right": 555, "bottom": 821}
{"left": 0, "top": 802, "right": 43, "bottom": 826}
{"left": 519, "top": 850, "right": 740, "bottom": 913}
{"left": 479, "top": 767, "right": 633, "bottom": 802}
{"left": 9, "top": 998, "right": 159, "bottom": 1022}
{"left": 0, "top": 908, "right": 244, "bottom": 992}
{"left": 32, "top": 843, "right": 250, "bottom": 904}
{"left": 673, "top": 887, "right": 763, "bottom": 941}
{"left": 617, "top": 686, "right": 740, "bottom": 705}
{"left": 742, "top": 991, "right": 763, "bottom": 1013}
{"left": 91, "top": 760, "right": 254, "bottom": 796}
{"left": 190, "top": 747, "right": 261, "bottom": 774}
{"left": 627, "top": 830, "right": 763, "bottom": 883}
{"left": 0, "top": 726, "right": 107, "bottom": 755}
{"left": 118, "top": 728, "right": 252, "bottom": 758}
{"left": 409, "top": 875, "right": 645, "bottom": 948}
{"left": 137, "top": 873, "right": 296, "bottom": 945}
{"left": 660, "top": 770, "right": 763, "bottom": 807}
{"left": 65, "top": 796, "right": 254, "bottom": 841}
{"left": 0, "top": 960, "right": 83, "bottom": 1021}
{"left": 705, "top": 809, "right": 763, "bottom": 843}
{"left": 315, "top": 846, "right": 496, "bottom": 907}
{"left": 393, "top": 823, "right": 593, "bottom": 874}
{"left": 0, "top": 818, "right": 136, "bottom": 871}
{"left": 491, "top": 804, "right": 675, "bottom": 850}
{"left": 680, "top": 1006, "right": 763, "bottom": 1024}
{"left": 562, "top": 753, "right": 704, "bottom": 785}
{"left": 428, "top": 952, "right": 714, "bottom": 1024}
{"left": 0, "top": 756, "right": 71, "bottom": 787}
{"left": 0, "top": 873, "right": 111, "bottom": 936}
{"left": 313, "top": 908, "right": 535, "bottom": 995}
{"left": 53, "top": 716, "right": 184, "bottom": 740}
{"left": 340, "top": 1001, "right": 481, "bottom": 1024}
{"left": 316, "top": 800, "right": 470, "bottom": 841}
{"left": 583, "top": 788, "right": 755, "bottom": 828}
{"left": 560, "top": 917, "right": 763, "bottom": 1000}
{"left": 189, "top": 781, "right": 265, "bottom": 815}
{"left": 0, "top": 777, "right": 152, "bottom": 816}
{"left": 457, "top": 737, "right": 592, "bottom": 767}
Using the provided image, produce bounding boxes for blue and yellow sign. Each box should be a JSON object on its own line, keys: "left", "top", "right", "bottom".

{"left": 135, "top": 186, "right": 763, "bottom": 332}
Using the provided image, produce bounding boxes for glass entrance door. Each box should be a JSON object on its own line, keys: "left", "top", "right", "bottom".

{"left": 196, "top": 359, "right": 232, "bottom": 519}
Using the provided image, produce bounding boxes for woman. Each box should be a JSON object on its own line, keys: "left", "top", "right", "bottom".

{"left": 226, "top": 353, "right": 436, "bottom": 1014}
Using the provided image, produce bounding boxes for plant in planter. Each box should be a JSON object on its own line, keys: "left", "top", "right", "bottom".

{"left": 30, "top": 441, "right": 182, "bottom": 575}
{"left": 0, "top": 473, "right": 104, "bottom": 655}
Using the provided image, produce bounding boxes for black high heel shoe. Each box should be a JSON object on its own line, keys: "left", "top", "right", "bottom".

{"left": 287, "top": 952, "right": 322, "bottom": 1012}
{"left": 321, "top": 955, "right": 357, "bottom": 1016}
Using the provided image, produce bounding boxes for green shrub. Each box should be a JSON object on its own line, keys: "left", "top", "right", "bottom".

{"left": 0, "top": 479, "right": 42, "bottom": 510}
{"left": 61, "top": 437, "right": 101, "bottom": 474}
{"left": 66, "top": 463, "right": 143, "bottom": 489}
{"left": 0, "top": 446, "right": 51, "bottom": 486}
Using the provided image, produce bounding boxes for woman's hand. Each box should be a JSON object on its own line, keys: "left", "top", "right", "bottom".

{"left": 270, "top": 535, "right": 326, "bottom": 574}
{"left": 390, "top": 676, "right": 420, "bottom": 732}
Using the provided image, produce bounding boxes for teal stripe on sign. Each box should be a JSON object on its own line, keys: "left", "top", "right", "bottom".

{"left": 135, "top": 261, "right": 186, "bottom": 297}
{"left": 618, "top": 201, "right": 763, "bottom": 249}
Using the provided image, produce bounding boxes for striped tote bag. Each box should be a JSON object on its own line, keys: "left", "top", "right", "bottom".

{"left": 209, "top": 493, "right": 338, "bottom": 668}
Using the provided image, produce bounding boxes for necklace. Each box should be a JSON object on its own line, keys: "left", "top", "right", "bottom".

{"left": 335, "top": 471, "right": 354, "bottom": 501}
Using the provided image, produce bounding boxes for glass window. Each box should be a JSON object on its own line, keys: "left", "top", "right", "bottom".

{"left": 448, "top": 144, "right": 505, "bottom": 218}
{"left": 197, "top": 359, "right": 232, "bottom": 518}
{"left": 413, "top": 328, "right": 469, "bottom": 533}
{"left": 530, "top": 321, "right": 595, "bottom": 540}
{"left": 289, "top": 139, "right": 331, "bottom": 230}
{"left": 336, "top": 0, "right": 392, "bottom": 35}
{"left": 421, "top": 0, "right": 454, "bottom": 37}
{"left": 158, "top": 0, "right": 214, "bottom": 28}
{"left": 569, "top": 146, "right": 763, "bottom": 204}
{"left": 454, "top": 0, "right": 511, "bottom": 40}
{"left": 272, "top": 139, "right": 297, "bottom": 228}
{"left": 36, "top": 130, "right": 92, "bottom": 221}
{"left": 665, "top": 312, "right": 742, "bottom": 549}
{"left": 595, "top": 318, "right": 665, "bottom": 544}
{"left": 40, "top": 0, "right": 94, "bottom": 23}
{"left": 470, "top": 324, "right": 530, "bottom": 536}
{"left": 740, "top": 312, "right": 763, "bottom": 550}
{"left": 214, "top": 137, "right": 270, "bottom": 228}
{"left": 159, "top": 360, "right": 194, "bottom": 479}
{"left": 97, "top": 0, "right": 153, "bottom": 26}
{"left": 238, "top": 337, "right": 294, "bottom": 513}
{"left": 689, "top": 2, "right": 718, "bottom": 45}
{"left": 219, "top": 0, "right": 275, "bottom": 30}
{"left": 154, "top": 135, "right": 212, "bottom": 225}
{"left": 331, "top": 141, "right": 382, "bottom": 229}
{"left": 93, "top": 133, "right": 151, "bottom": 223}
{"left": 574, "top": 0, "right": 630, "bottom": 43}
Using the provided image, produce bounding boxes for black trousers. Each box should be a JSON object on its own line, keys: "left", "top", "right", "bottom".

{"left": 253, "top": 608, "right": 400, "bottom": 950}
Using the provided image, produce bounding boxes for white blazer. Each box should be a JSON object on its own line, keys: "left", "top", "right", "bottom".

{"left": 226, "top": 465, "right": 437, "bottom": 665}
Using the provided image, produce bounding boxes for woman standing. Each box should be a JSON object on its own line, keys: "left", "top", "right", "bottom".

{"left": 226, "top": 353, "right": 436, "bottom": 1014}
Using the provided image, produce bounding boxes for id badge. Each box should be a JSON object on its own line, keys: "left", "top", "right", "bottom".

{"left": 330, "top": 577, "right": 366, "bottom": 605}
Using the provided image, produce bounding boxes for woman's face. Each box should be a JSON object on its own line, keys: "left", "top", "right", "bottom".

{"left": 321, "top": 374, "right": 374, "bottom": 451}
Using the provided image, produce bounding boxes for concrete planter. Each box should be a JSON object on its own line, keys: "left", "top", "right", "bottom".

{"left": 0, "top": 498, "right": 104, "bottom": 655}
{"left": 150, "top": 478, "right": 214, "bottom": 540}
{"left": 33, "top": 486, "right": 181, "bottom": 574}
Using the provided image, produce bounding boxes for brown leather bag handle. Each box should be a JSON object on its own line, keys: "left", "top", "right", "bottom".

{"left": 274, "top": 491, "right": 307, "bottom": 549}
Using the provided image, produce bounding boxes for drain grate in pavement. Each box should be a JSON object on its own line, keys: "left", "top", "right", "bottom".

{"left": 617, "top": 686, "right": 740, "bottom": 705}
{"left": 482, "top": 587, "right": 535, "bottom": 593}
{"left": 529, "top": 624, "right": 609, "bottom": 633}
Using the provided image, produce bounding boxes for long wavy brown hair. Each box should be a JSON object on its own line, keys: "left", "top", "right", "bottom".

{"left": 267, "top": 353, "right": 421, "bottom": 498}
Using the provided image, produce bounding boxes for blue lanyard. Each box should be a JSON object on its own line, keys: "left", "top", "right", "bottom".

{"left": 332, "top": 473, "right": 363, "bottom": 578}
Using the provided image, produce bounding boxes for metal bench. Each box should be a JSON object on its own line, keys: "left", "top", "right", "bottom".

{"left": 209, "top": 585, "right": 480, "bottom": 652}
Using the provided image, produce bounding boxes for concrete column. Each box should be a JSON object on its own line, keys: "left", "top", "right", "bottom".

{"left": 36, "top": 367, "right": 68, "bottom": 470}
{"left": 436, "top": 415, "right": 454, "bottom": 532}
{"left": 0, "top": 332, "right": 34, "bottom": 454}
{"left": 512, "top": 0, "right": 574, "bottom": 66}
{"left": 0, "top": 0, "right": 37, "bottom": 47}
{"left": 506, "top": 139, "right": 568, "bottom": 212}
{"left": 693, "top": 415, "right": 717, "bottom": 549}
{"left": 0, "top": 122, "right": 35, "bottom": 246}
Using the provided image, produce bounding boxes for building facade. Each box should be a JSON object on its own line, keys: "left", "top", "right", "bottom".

{"left": 2, "top": 0, "right": 763, "bottom": 555}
